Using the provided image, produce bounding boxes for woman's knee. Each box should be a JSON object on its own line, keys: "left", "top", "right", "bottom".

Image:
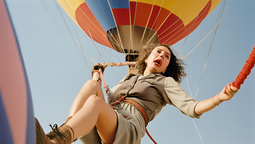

{"left": 85, "top": 80, "right": 100, "bottom": 86}
{"left": 86, "top": 95, "right": 103, "bottom": 106}
{"left": 79, "top": 80, "right": 104, "bottom": 101}
{"left": 84, "top": 80, "right": 101, "bottom": 89}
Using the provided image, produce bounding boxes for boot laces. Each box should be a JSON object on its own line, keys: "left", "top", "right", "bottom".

{"left": 47, "top": 124, "right": 66, "bottom": 140}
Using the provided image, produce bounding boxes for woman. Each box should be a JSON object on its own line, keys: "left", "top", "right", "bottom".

{"left": 35, "top": 44, "right": 238, "bottom": 144}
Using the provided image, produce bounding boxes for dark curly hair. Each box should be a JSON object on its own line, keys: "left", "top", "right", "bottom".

{"left": 136, "top": 44, "right": 186, "bottom": 83}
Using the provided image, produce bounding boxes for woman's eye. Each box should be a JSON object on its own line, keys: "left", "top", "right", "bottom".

{"left": 157, "top": 50, "right": 160, "bottom": 53}
{"left": 166, "top": 55, "right": 169, "bottom": 59}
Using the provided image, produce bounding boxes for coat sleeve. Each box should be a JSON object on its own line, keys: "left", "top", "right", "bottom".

{"left": 163, "top": 77, "right": 202, "bottom": 118}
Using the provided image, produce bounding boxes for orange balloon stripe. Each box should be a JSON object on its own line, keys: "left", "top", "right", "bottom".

{"left": 75, "top": 3, "right": 113, "bottom": 48}
{"left": 133, "top": 2, "right": 153, "bottom": 27}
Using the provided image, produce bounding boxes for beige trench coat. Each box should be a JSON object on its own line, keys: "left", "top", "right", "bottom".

{"left": 79, "top": 73, "right": 201, "bottom": 144}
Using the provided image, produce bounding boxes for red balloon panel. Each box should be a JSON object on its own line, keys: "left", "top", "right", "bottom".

{"left": 159, "top": 1, "right": 212, "bottom": 45}
{"left": 112, "top": 8, "right": 130, "bottom": 25}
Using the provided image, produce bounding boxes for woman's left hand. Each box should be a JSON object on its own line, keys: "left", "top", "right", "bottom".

{"left": 219, "top": 84, "right": 238, "bottom": 101}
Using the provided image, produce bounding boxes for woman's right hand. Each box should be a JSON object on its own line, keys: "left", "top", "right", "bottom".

{"left": 92, "top": 64, "right": 105, "bottom": 72}
{"left": 91, "top": 64, "right": 105, "bottom": 77}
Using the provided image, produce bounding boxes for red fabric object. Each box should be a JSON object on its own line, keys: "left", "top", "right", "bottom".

{"left": 232, "top": 46, "right": 255, "bottom": 89}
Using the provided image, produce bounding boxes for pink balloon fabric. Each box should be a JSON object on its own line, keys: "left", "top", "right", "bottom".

{"left": 0, "top": 0, "right": 35, "bottom": 144}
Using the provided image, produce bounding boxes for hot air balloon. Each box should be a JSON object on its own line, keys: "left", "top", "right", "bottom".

{"left": 0, "top": 0, "right": 35, "bottom": 144}
{"left": 57, "top": 0, "right": 221, "bottom": 73}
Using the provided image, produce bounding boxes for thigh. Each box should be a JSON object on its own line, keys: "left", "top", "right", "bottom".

{"left": 69, "top": 80, "right": 105, "bottom": 116}
{"left": 96, "top": 99, "right": 118, "bottom": 144}
{"left": 68, "top": 95, "right": 117, "bottom": 142}
{"left": 78, "top": 80, "right": 105, "bottom": 100}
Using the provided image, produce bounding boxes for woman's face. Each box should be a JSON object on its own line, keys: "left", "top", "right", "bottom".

{"left": 144, "top": 46, "right": 171, "bottom": 75}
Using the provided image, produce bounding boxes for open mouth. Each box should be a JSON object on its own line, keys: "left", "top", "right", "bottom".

{"left": 154, "top": 59, "right": 161, "bottom": 67}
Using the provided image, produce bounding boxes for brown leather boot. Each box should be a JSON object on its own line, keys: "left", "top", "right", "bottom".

{"left": 35, "top": 117, "right": 75, "bottom": 144}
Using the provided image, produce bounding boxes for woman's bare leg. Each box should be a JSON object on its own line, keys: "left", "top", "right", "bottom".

{"left": 68, "top": 80, "right": 105, "bottom": 116}
{"left": 67, "top": 95, "right": 117, "bottom": 144}
{"left": 66, "top": 73, "right": 117, "bottom": 143}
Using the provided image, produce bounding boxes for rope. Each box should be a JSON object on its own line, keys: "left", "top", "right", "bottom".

{"left": 100, "top": 62, "right": 136, "bottom": 67}
{"left": 231, "top": 46, "right": 255, "bottom": 89}
{"left": 97, "top": 68, "right": 109, "bottom": 93}
{"left": 40, "top": 0, "right": 64, "bottom": 38}
{"left": 96, "top": 62, "right": 136, "bottom": 93}
{"left": 183, "top": 0, "right": 232, "bottom": 58}
{"left": 194, "top": 1, "right": 224, "bottom": 99}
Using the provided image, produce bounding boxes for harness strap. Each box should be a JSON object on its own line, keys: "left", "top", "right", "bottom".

{"left": 146, "top": 128, "right": 158, "bottom": 144}
{"left": 124, "top": 100, "right": 157, "bottom": 144}
{"left": 109, "top": 95, "right": 157, "bottom": 144}
{"left": 124, "top": 100, "right": 148, "bottom": 126}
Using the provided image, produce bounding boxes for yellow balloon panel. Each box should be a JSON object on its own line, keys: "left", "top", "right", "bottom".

{"left": 57, "top": 0, "right": 84, "bottom": 26}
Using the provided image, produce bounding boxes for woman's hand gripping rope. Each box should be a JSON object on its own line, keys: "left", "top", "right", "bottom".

{"left": 91, "top": 62, "right": 137, "bottom": 94}
{"left": 91, "top": 63, "right": 109, "bottom": 94}
{"left": 218, "top": 46, "right": 255, "bottom": 105}
{"left": 216, "top": 84, "right": 238, "bottom": 105}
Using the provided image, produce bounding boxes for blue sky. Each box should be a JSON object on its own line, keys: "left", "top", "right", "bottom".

{"left": 6, "top": 0, "right": 255, "bottom": 144}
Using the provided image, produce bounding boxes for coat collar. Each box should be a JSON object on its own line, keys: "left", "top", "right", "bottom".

{"left": 138, "top": 73, "right": 164, "bottom": 80}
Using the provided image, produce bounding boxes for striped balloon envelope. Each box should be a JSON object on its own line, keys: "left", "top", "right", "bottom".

{"left": 57, "top": 0, "right": 221, "bottom": 59}
{"left": 0, "top": 0, "right": 35, "bottom": 144}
